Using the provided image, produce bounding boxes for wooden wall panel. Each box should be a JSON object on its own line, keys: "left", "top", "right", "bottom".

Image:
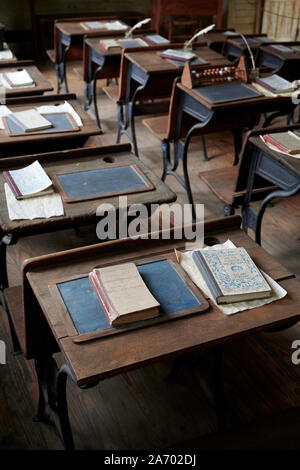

{"left": 262, "top": 0, "right": 300, "bottom": 40}
{"left": 227, "top": 0, "right": 262, "bottom": 34}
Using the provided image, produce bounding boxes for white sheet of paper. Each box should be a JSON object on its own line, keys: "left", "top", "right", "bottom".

{"left": 5, "top": 183, "right": 64, "bottom": 220}
{"left": 176, "top": 240, "right": 287, "bottom": 315}
{"left": 104, "top": 21, "right": 127, "bottom": 30}
{"left": 7, "top": 160, "right": 52, "bottom": 196}
{"left": 35, "top": 101, "right": 83, "bottom": 126}
{"left": 0, "top": 49, "right": 13, "bottom": 60}
{"left": 0, "top": 105, "right": 12, "bottom": 129}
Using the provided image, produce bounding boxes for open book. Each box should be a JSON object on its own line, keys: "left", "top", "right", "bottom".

{"left": 89, "top": 262, "right": 160, "bottom": 326}
{"left": 2, "top": 160, "right": 53, "bottom": 200}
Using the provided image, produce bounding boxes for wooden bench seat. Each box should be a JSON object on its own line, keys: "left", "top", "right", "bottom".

{"left": 199, "top": 166, "right": 278, "bottom": 216}
{"left": 142, "top": 116, "right": 169, "bottom": 141}
{"left": 46, "top": 49, "right": 55, "bottom": 63}
{"left": 103, "top": 85, "right": 121, "bottom": 104}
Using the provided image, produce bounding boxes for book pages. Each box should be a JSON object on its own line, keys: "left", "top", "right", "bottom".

{"left": 5, "top": 183, "right": 64, "bottom": 220}
{"left": 36, "top": 101, "right": 83, "bottom": 127}
{"left": 176, "top": 240, "right": 287, "bottom": 315}
{"left": 260, "top": 135, "right": 300, "bottom": 159}
{"left": 0, "top": 105, "right": 12, "bottom": 129}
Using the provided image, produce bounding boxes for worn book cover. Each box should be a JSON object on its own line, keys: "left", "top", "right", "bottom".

{"left": 192, "top": 247, "right": 272, "bottom": 304}
{"left": 263, "top": 132, "right": 300, "bottom": 155}
{"left": 2, "top": 160, "right": 53, "bottom": 199}
{"left": 255, "top": 74, "right": 294, "bottom": 93}
{"left": 2, "top": 69, "right": 34, "bottom": 87}
{"left": 143, "top": 34, "right": 170, "bottom": 45}
{"left": 8, "top": 109, "right": 52, "bottom": 132}
{"left": 89, "top": 262, "right": 160, "bottom": 326}
{"left": 159, "top": 49, "right": 196, "bottom": 62}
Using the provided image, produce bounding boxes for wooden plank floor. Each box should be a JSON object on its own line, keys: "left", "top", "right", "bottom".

{"left": 0, "top": 60, "right": 299, "bottom": 450}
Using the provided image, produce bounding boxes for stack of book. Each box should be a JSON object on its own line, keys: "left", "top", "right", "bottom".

{"left": 89, "top": 262, "right": 160, "bottom": 326}
{"left": 255, "top": 74, "right": 294, "bottom": 94}
{"left": 267, "top": 44, "right": 293, "bottom": 53}
{"left": 159, "top": 49, "right": 197, "bottom": 62}
{"left": 192, "top": 247, "right": 272, "bottom": 304}
{"left": 5, "top": 109, "right": 53, "bottom": 133}
{"left": 3, "top": 160, "right": 53, "bottom": 200}
{"left": 99, "top": 34, "right": 169, "bottom": 51}
{"left": 1, "top": 69, "right": 35, "bottom": 88}
{"left": 262, "top": 131, "right": 300, "bottom": 155}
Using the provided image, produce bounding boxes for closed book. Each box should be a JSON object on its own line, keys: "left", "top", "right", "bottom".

{"left": 255, "top": 74, "right": 294, "bottom": 93}
{"left": 99, "top": 39, "right": 121, "bottom": 50}
{"left": 2, "top": 160, "right": 53, "bottom": 200}
{"left": 8, "top": 109, "right": 52, "bottom": 132}
{"left": 192, "top": 247, "right": 272, "bottom": 304}
{"left": 267, "top": 44, "right": 293, "bottom": 53}
{"left": 2, "top": 69, "right": 34, "bottom": 88}
{"left": 159, "top": 49, "right": 196, "bottom": 62}
{"left": 89, "top": 262, "right": 160, "bottom": 326}
{"left": 118, "top": 38, "right": 148, "bottom": 48}
{"left": 80, "top": 21, "right": 105, "bottom": 30}
{"left": 142, "top": 34, "right": 170, "bottom": 45}
{"left": 263, "top": 132, "right": 300, "bottom": 155}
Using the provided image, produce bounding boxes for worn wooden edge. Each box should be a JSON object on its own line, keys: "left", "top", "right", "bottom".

{"left": 51, "top": 162, "right": 155, "bottom": 203}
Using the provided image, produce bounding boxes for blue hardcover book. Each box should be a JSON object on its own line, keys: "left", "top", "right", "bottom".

{"left": 192, "top": 247, "right": 272, "bottom": 304}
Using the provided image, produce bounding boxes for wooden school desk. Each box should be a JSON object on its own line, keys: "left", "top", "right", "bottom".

{"left": 159, "top": 80, "right": 295, "bottom": 219}
{"left": 223, "top": 35, "right": 274, "bottom": 64}
{"left": 0, "top": 93, "right": 100, "bottom": 157}
{"left": 0, "top": 62, "right": 53, "bottom": 97}
{"left": 14, "top": 215, "right": 300, "bottom": 449}
{"left": 104, "top": 45, "right": 231, "bottom": 156}
{"left": 256, "top": 42, "right": 300, "bottom": 82}
{"left": 82, "top": 29, "right": 157, "bottom": 116}
{"left": 0, "top": 143, "right": 176, "bottom": 351}
{"left": 241, "top": 126, "right": 300, "bottom": 245}
{"left": 52, "top": 17, "right": 129, "bottom": 93}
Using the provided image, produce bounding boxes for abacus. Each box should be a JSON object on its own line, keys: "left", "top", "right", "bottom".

{"left": 181, "top": 56, "right": 251, "bottom": 89}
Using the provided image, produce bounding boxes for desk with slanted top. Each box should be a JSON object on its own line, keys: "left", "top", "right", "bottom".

{"left": 13, "top": 215, "right": 300, "bottom": 449}
{"left": 103, "top": 45, "right": 231, "bottom": 156}
{"left": 82, "top": 29, "right": 157, "bottom": 121}
{"left": 0, "top": 143, "right": 176, "bottom": 351}
{"left": 241, "top": 127, "right": 300, "bottom": 245}
{"left": 0, "top": 93, "right": 100, "bottom": 157}
{"left": 0, "top": 62, "right": 53, "bottom": 97}
{"left": 256, "top": 42, "right": 300, "bottom": 82}
{"left": 53, "top": 18, "right": 129, "bottom": 93}
{"left": 156, "top": 79, "right": 295, "bottom": 219}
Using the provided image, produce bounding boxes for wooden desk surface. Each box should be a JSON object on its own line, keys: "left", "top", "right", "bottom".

{"left": 23, "top": 216, "right": 299, "bottom": 385}
{"left": 84, "top": 34, "right": 156, "bottom": 58}
{"left": 125, "top": 46, "right": 232, "bottom": 75}
{"left": 226, "top": 35, "right": 273, "bottom": 51}
{"left": 176, "top": 82, "right": 292, "bottom": 112}
{"left": 0, "top": 93, "right": 100, "bottom": 149}
{"left": 259, "top": 42, "right": 300, "bottom": 61}
{"left": 0, "top": 144, "right": 176, "bottom": 236}
{"left": 0, "top": 65, "right": 53, "bottom": 97}
{"left": 56, "top": 20, "right": 129, "bottom": 38}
